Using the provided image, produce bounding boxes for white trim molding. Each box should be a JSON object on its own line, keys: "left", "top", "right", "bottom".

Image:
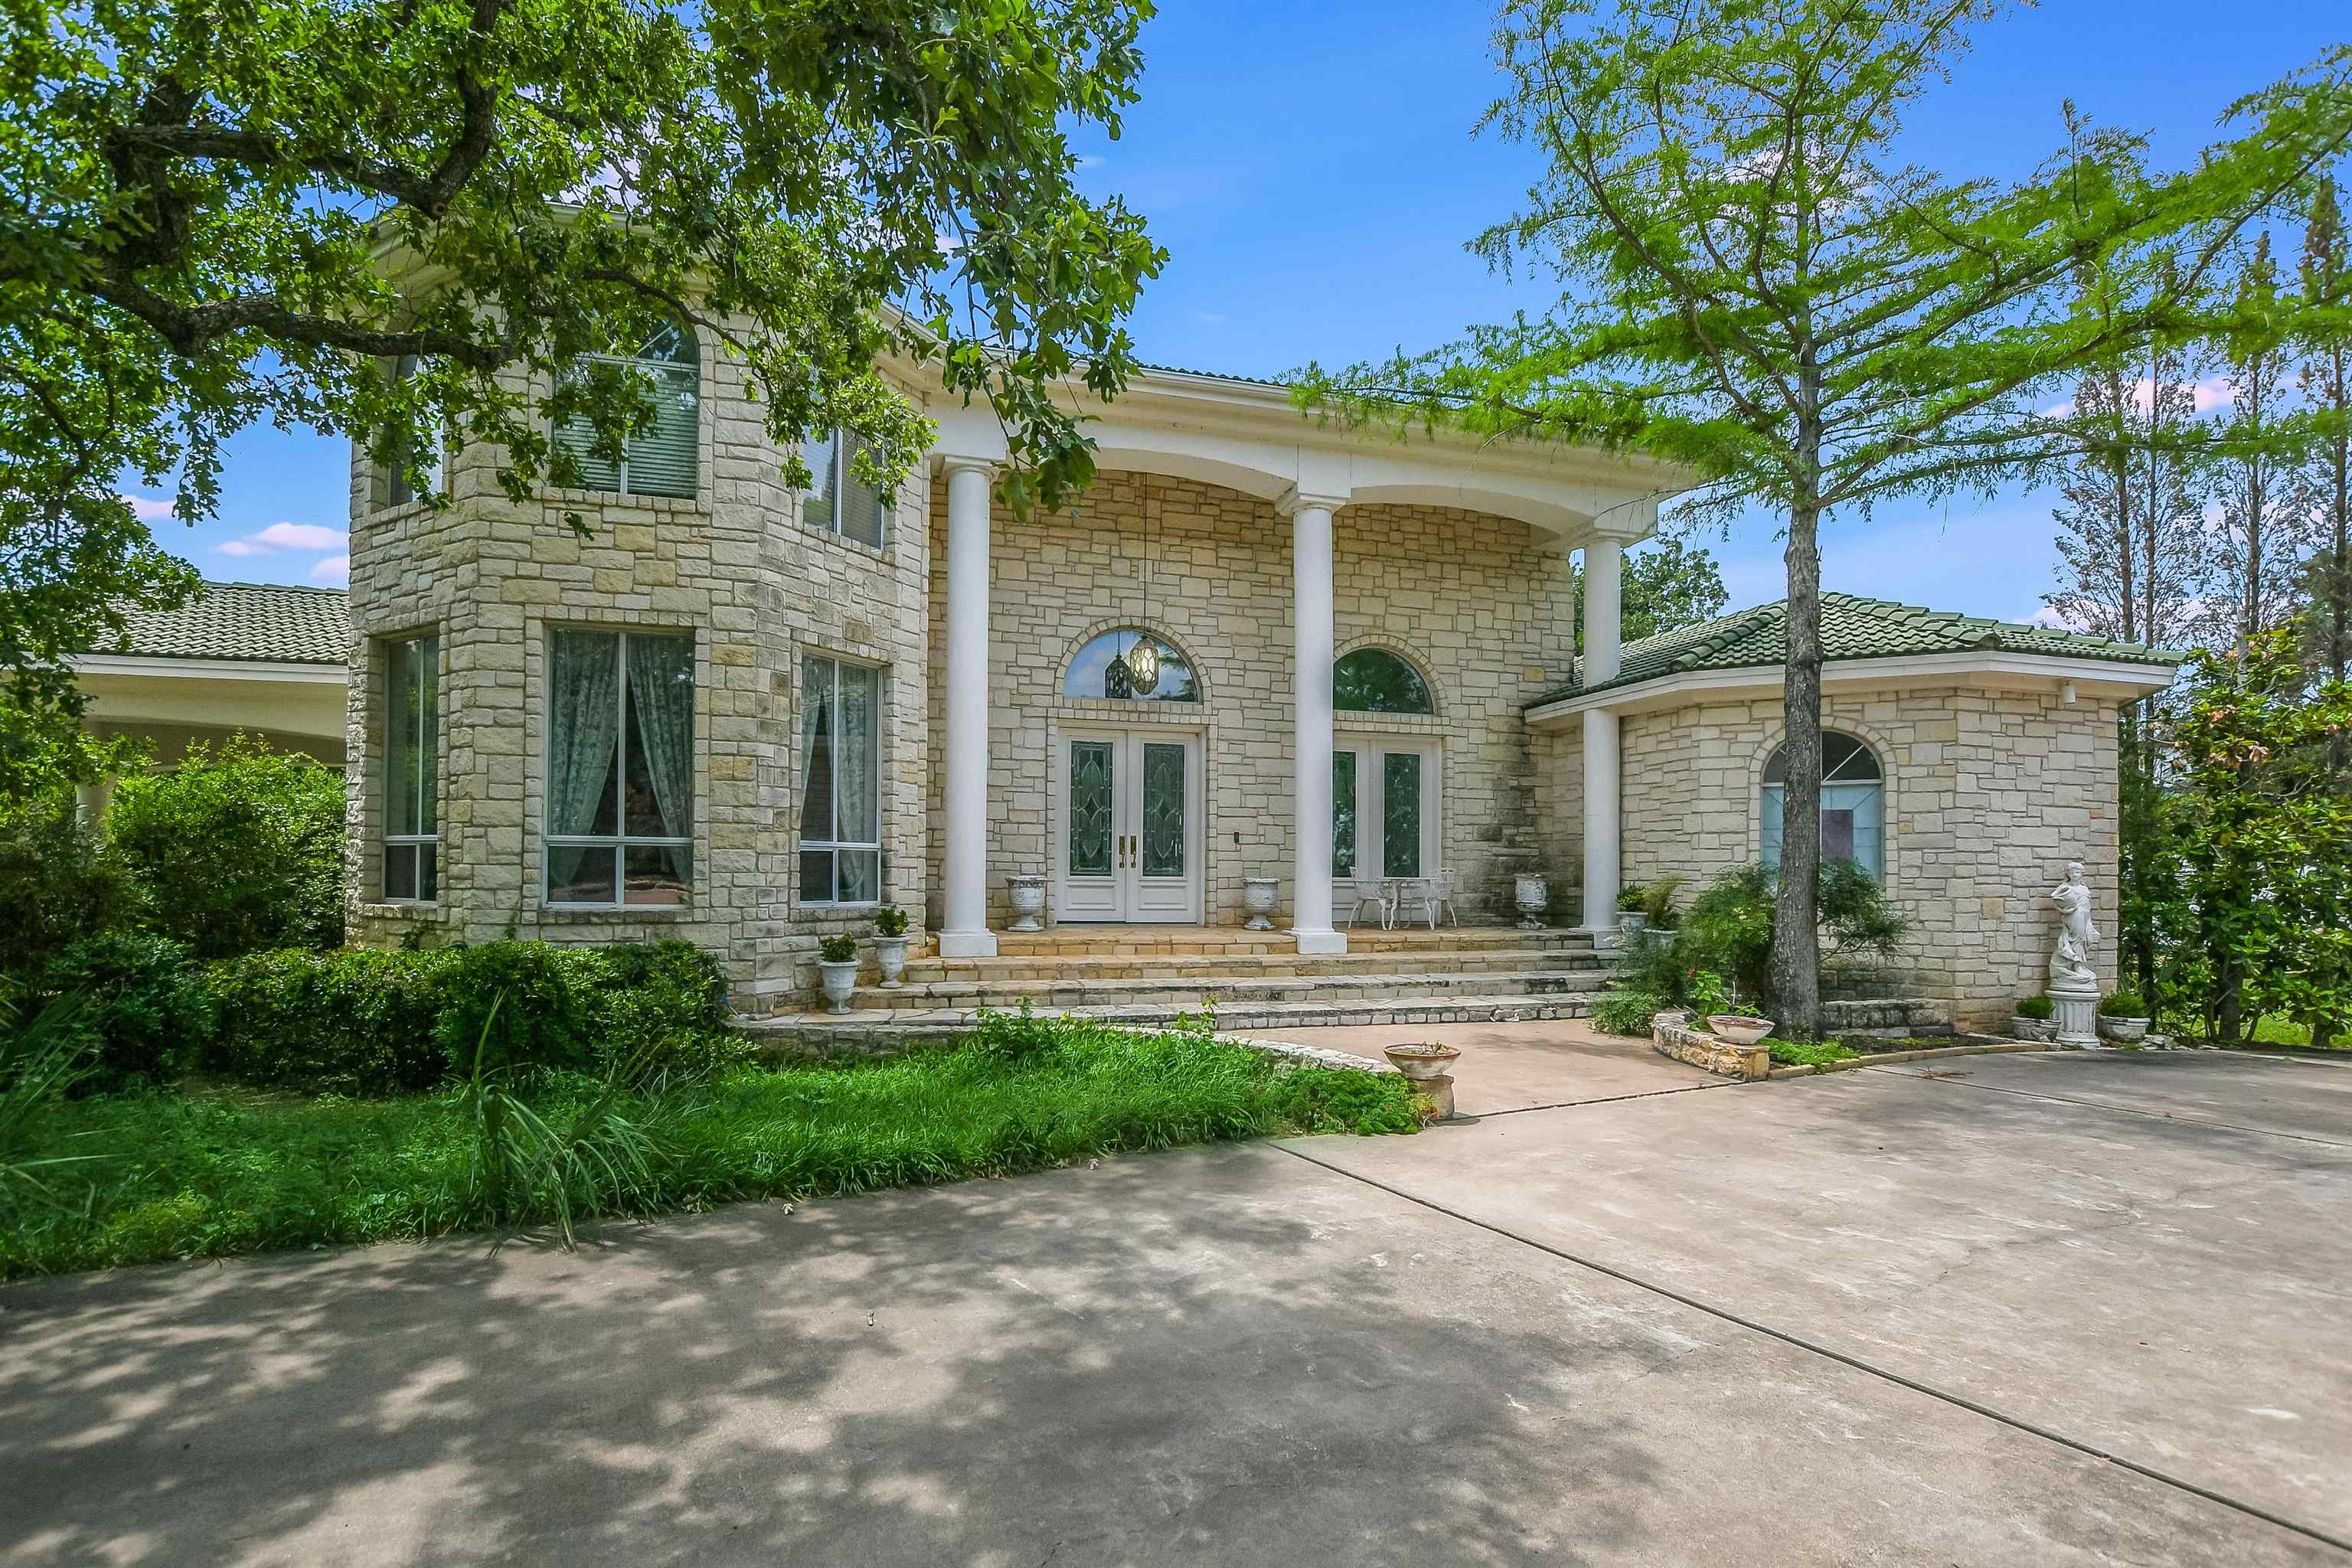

{"left": 72, "top": 654, "right": 346, "bottom": 684}
{"left": 1525, "top": 650, "right": 2182, "bottom": 727}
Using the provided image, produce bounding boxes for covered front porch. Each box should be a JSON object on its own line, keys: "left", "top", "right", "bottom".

{"left": 920, "top": 366, "right": 1676, "bottom": 957}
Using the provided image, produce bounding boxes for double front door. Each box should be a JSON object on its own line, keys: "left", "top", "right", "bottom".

{"left": 1057, "top": 727, "right": 1204, "bottom": 923}
{"left": 1333, "top": 739, "right": 1439, "bottom": 917}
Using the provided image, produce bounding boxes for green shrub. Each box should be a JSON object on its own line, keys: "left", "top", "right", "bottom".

{"left": 1641, "top": 876, "right": 1684, "bottom": 931}
{"left": 206, "top": 948, "right": 449, "bottom": 1093}
{"left": 204, "top": 940, "right": 732, "bottom": 1095}
{"left": 2099, "top": 990, "right": 2148, "bottom": 1018}
{"left": 0, "top": 796, "right": 146, "bottom": 978}
{"left": 817, "top": 933, "right": 858, "bottom": 964}
{"left": 42, "top": 933, "right": 214, "bottom": 1090}
{"left": 1591, "top": 988, "right": 1664, "bottom": 1036}
{"left": 1684, "top": 968, "right": 1731, "bottom": 1020}
{"left": 106, "top": 737, "right": 345, "bottom": 959}
{"left": 1615, "top": 881, "right": 1648, "bottom": 912}
{"left": 433, "top": 941, "right": 596, "bottom": 1077}
{"left": 873, "top": 906, "right": 908, "bottom": 938}
{"left": 1263, "top": 1065, "right": 1424, "bottom": 1134}
{"left": 1768, "top": 1038, "right": 1862, "bottom": 1067}
{"left": 1674, "top": 861, "right": 1912, "bottom": 1012}
{"left": 2017, "top": 994, "right": 2054, "bottom": 1021}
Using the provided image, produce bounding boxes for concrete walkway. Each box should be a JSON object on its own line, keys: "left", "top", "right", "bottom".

{"left": 3, "top": 1050, "right": 2346, "bottom": 1566}
{"left": 1227, "top": 1017, "right": 1722, "bottom": 1115}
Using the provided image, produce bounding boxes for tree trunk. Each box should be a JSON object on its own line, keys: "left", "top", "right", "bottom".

{"left": 1773, "top": 498, "right": 1825, "bottom": 1037}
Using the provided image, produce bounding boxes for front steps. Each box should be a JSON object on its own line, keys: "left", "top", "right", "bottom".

{"left": 743, "top": 925, "right": 1610, "bottom": 1052}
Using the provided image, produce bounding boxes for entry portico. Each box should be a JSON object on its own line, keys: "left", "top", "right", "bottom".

{"left": 921, "top": 368, "right": 1671, "bottom": 959}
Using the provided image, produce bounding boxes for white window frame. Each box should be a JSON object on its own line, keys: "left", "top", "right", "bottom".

{"left": 543, "top": 629, "right": 696, "bottom": 910}
{"left": 381, "top": 633, "right": 439, "bottom": 903}
{"left": 551, "top": 325, "right": 701, "bottom": 501}
{"left": 798, "top": 652, "right": 886, "bottom": 906}
{"left": 1761, "top": 731, "right": 1886, "bottom": 880}
{"left": 385, "top": 354, "right": 449, "bottom": 508}
{"left": 801, "top": 429, "right": 890, "bottom": 548}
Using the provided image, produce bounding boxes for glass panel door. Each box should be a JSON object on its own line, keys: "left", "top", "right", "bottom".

{"left": 1069, "top": 741, "right": 1115, "bottom": 877}
{"left": 1140, "top": 742, "right": 1187, "bottom": 877}
{"left": 1380, "top": 752, "right": 1422, "bottom": 877}
{"left": 1331, "top": 750, "right": 1357, "bottom": 880}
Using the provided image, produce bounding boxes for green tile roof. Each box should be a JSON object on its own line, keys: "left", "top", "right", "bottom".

{"left": 1527, "top": 592, "right": 2186, "bottom": 707}
{"left": 103, "top": 582, "right": 351, "bottom": 665}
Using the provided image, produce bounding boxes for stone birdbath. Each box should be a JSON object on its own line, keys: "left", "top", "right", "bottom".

{"left": 1706, "top": 1015, "right": 1777, "bottom": 1047}
{"left": 1383, "top": 1042, "right": 1462, "bottom": 1121}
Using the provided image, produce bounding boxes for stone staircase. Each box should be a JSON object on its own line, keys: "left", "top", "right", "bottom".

{"left": 742, "top": 926, "right": 1609, "bottom": 1052}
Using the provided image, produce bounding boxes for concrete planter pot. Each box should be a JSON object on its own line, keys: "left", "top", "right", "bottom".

{"left": 873, "top": 936, "right": 909, "bottom": 990}
{"left": 817, "top": 960, "right": 860, "bottom": 1015}
{"left": 1383, "top": 1042, "right": 1462, "bottom": 1081}
{"left": 1514, "top": 874, "right": 1549, "bottom": 931}
{"left": 1707, "top": 1015, "right": 1777, "bottom": 1047}
{"left": 1243, "top": 876, "right": 1280, "bottom": 931}
{"left": 2011, "top": 1016, "right": 2057, "bottom": 1043}
{"left": 1007, "top": 874, "right": 1047, "bottom": 933}
{"left": 1616, "top": 910, "right": 1649, "bottom": 935}
{"left": 2099, "top": 1015, "right": 2151, "bottom": 1044}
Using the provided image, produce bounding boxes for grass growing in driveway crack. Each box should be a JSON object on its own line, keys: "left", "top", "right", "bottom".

{"left": 0, "top": 1014, "right": 1419, "bottom": 1279}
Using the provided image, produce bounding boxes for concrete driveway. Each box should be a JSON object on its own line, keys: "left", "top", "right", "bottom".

{"left": 3, "top": 1047, "right": 2347, "bottom": 1566}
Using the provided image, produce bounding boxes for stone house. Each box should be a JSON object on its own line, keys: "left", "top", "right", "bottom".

{"left": 323, "top": 333, "right": 2176, "bottom": 1033}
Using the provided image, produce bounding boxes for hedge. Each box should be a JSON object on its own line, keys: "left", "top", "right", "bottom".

{"left": 202, "top": 939, "right": 731, "bottom": 1096}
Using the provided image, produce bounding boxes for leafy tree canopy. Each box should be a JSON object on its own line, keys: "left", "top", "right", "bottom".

{"left": 0, "top": 0, "right": 1165, "bottom": 795}
{"left": 1573, "top": 533, "right": 1730, "bottom": 651}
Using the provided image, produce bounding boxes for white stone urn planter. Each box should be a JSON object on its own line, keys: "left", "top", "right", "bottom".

{"left": 2099, "top": 1014, "right": 2151, "bottom": 1044}
{"left": 1514, "top": 874, "right": 1549, "bottom": 931}
{"left": 817, "top": 960, "right": 860, "bottom": 1015}
{"left": 1707, "top": 1015, "right": 1777, "bottom": 1047}
{"left": 872, "top": 937, "right": 909, "bottom": 990}
{"left": 1383, "top": 1042, "right": 1462, "bottom": 1080}
{"left": 2011, "top": 1015, "right": 2057, "bottom": 1044}
{"left": 1243, "top": 876, "right": 1280, "bottom": 931}
{"left": 1007, "top": 874, "right": 1047, "bottom": 933}
{"left": 1617, "top": 910, "right": 1649, "bottom": 935}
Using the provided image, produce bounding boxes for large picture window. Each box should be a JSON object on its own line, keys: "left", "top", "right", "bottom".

{"left": 801, "top": 429, "right": 888, "bottom": 548}
{"left": 1761, "top": 731, "right": 1885, "bottom": 881}
{"left": 550, "top": 322, "right": 700, "bottom": 499}
{"left": 383, "top": 634, "right": 439, "bottom": 901}
{"left": 799, "top": 655, "right": 883, "bottom": 904}
{"left": 544, "top": 629, "right": 695, "bottom": 906}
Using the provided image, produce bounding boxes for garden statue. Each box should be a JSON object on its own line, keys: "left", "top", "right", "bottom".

{"left": 2046, "top": 861, "right": 2100, "bottom": 1045}
{"left": 2047, "top": 861, "right": 2099, "bottom": 991}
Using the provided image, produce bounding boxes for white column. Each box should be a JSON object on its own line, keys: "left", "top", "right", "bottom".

{"left": 1285, "top": 493, "right": 1346, "bottom": 955}
{"left": 939, "top": 459, "right": 997, "bottom": 959}
{"left": 1582, "top": 535, "right": 1625, "bottom": 934}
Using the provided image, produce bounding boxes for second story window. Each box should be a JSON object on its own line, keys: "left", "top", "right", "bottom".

{"left": 383, "top": 634, "right": 439, "bottom": 901}
{"left": 801, "top": 429, "right": 887, "bottom": 548}
{"left": 552, "top": 322, "right": 701, "bottom": 500}
{"left": 386, "top": 354, "right": 449, "bottom": 507}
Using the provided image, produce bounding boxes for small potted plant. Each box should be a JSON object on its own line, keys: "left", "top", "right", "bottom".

{"left": 2013, "top": 994, "right": 2056, "bottom": 1043}
{"left": 871, "top": 906, "right": 910, "bottom": 988}
{"left": 1382, "top": 1041, "right": 1462, "bottom": 1080}
{"left": 2098, "top": 990, "right": 2151, "bottom": 1044}
{"left": 815, "top": 933, "right": 861, "bottom": 1014}
{"left": 1615, "top": 882, "right": 1649, "bottom": 934}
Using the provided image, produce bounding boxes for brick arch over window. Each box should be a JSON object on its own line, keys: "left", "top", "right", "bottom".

{"left": 1057, "top": 621, "right": 1211, "bottom": 704}
{"left": 1332, "top": 637, "right": 1442, "bottom": 718}
{"left": 1749, "top": 721, "right": 1896, "bottom": 884}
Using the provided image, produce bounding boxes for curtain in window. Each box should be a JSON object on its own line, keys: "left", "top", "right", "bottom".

{"left": 799, "top": 655, "right": 835, "bottom": 844}
{"left": 837, "top": 662, "right": 879, "bottom": 844}
{"left": 547, "top": 631, "right": 622, "bottom": 835}
{"left": 626, "top": 634, "right": 694, "bottom": 838}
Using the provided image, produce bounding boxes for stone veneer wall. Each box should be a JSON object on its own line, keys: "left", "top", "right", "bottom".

{"left": 342, "top": 335, "right": 934, "bottom": 1010}
{"left": 1615, "top": 684, "right": 2122, "bottom": 1031}
{"left": 921, "top": 472, "right": 1579, "bottom": 928}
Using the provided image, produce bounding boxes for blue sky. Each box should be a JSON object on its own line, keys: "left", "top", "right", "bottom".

{"left": 138, "top": 0, "right": 2347, "bottom": 622}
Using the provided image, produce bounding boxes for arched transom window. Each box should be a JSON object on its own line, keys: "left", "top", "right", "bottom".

{"left": 1334, "top": 648, "right": 1434, "bottom": 714}
{"left": 1063, "top": 629, "right": 1200, "bottom": 702}
{"left": 1761, "top": 731, "right": 1885, "bottom": 880}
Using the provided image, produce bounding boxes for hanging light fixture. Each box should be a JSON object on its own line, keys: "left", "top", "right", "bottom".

{"left": 1126, "top": 496, "right": 1161, "bottom": 694}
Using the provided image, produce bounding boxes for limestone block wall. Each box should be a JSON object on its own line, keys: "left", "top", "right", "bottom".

{"left": 1615, "top": 684, "right": 2122, "bottom": 1031}
{"left": 343, "top": 336, "right": 934, "bottom": 1008}
{"left": 922, "top": 472, "right": 1578, "bottom": 927}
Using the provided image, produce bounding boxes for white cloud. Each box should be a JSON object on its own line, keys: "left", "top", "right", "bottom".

{"left": 216, "top": 540, "right": 260, "bottom": 557}
{"left": 1073, "top": 155, "right": 1105, "bottom": 171}
{"left": 309, "top": 554, "right": 351, "bottom": 586}
{"left": 1196, "top": 311, "right": 1228, "bottom": 325}
{"left": 121, "top": 494, "right": 175, "bottom": 522}
{"left": 253, "top": 521, "right": 345, "bottom": 550}
{"left": 2028, "top": 603, "right": 2084, "bottom": 630}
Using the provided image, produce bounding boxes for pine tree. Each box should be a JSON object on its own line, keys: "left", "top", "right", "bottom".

{"left": 2198, "top": 234, "right": 2316, "bottom": 650}
{"left": 2301, "top": 175, "right": 2352, "bottom": 777}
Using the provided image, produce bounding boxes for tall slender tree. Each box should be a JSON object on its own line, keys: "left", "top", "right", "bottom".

{"left": 1302, "top": 2, "right": 2352, "bottom": 1033}
{"left": 2301, "top": 175, "right": 2352, "bottom": 777}
{"left": 2197, "top": 234, "right": 2316, "bottom": 651}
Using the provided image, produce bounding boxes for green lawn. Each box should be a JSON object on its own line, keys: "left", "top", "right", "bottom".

{"left": 1, "top": 1024, "right": 1420, "bottom": 1279}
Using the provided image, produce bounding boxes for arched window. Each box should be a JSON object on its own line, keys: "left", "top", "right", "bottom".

{"left": 1334, "top": 648, "right": 1434, "bottom": 714}
{"left": 1761, "top": 731, "right": 1884, "bottom": 880}
{"left": 1063, "top": 629, "right": 1200, "bottom": 701}
{"left": 551, "top": 320, "right": 701, "bottom": 499}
